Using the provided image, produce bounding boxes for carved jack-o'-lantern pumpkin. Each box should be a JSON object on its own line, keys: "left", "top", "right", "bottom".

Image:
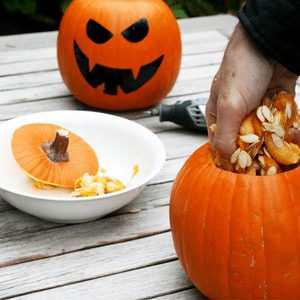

{"left": 57, "top": 0, "right": 182, "bottom": 111}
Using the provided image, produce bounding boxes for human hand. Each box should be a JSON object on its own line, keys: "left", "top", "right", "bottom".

{"left": 206, "top": 22, "right": 299, "bottom": 171}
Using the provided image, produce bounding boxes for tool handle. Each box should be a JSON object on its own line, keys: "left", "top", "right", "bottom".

{"left": 159, "top": 99, "right": 207, "bottom": 131}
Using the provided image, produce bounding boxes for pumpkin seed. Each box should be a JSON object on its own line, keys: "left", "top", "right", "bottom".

{"left": 250, "top": 146, "right": 260, "bottom": 158}
{"left": 238, "top": 150, "right": 249, "bottom": 169}
{"left": 271, "top": 107, "right": 277, "bottom": 114}
{"left": 261, "top": 168, "right": 266, "bottom": 176}
{"left": 262, "top": 122, "right": 276, "bottom": 132}
{"left": 240, "top": 134, "right": 260, "bottom": 143}
{"left": 258, "top": 155, "right": 266, "bottom": 168}
{"left": 266, "top": 166, "right": 277, "bottom": 176}
{"left": 230, "top": 148, "right": 241, "bottom": 164}
{"left": 262, "top": 105, "right": 274, "bottom": 123}
{"left": 286, "top": 103, "right": 292, "bottom": 119}
{"left": 293, "top": 122, "right": 299, "bottom": 128}
{"left": 256, "top": 106, "right": 265, "bottom": 122}
{"left": 271, "top": 134, "right": 283, "bottom": 148}
{"left": 274, "top": 126, "right": 285, "bottom": 137}
{"left": 272, "top": 111, "right": 281, "bottom": 125}
{"left": 262, "top": 123, "right": 285, "bottom": 137}
{"left": 246, "top": 152, "right": 252, "bottom": 167}
{"left": 263, "top": 146, "right": 271, "bottom": 158}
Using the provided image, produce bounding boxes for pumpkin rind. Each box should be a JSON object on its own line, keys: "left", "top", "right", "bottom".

{"left": 170, "top": 142, "right": 300, "bottom": 299}
{"left": 57, "top": 0, "right": 182, "bottom": 111}
{"left": 11, "top": 123, "right": 99, "bottom": 188}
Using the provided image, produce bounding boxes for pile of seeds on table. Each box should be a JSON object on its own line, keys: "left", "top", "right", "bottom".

{"left": 210, "top": 91, "right": 300, "bottom": 175}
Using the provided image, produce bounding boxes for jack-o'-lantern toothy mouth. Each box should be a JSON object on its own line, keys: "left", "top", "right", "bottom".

{"left": 74, "top": 41, "right": 164, "bottom": 95}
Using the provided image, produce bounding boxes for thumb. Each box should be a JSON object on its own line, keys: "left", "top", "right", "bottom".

{"left": 213, "top": 94, "right": 249, "bottom": 172}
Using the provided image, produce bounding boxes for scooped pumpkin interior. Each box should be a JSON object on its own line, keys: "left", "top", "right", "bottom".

{"left": 11, "top": 123, "right": 99, "bottom": 188}
{"left": 210, "top": 91, "right": 300, "bottom": 175}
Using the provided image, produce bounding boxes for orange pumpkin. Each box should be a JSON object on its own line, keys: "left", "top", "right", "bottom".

{"left": 11, "top": 123, "right": 99, "bottom": 188}
{"left": 57, "top": 0, "right": 182, "bottom": 111}
{"left": 170, "top": 142, "right": 300, "bottom": 299}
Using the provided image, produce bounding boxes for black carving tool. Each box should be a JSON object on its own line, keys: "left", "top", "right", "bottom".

{"left": 149, "top": 98, "right": 208, "bottom": 132}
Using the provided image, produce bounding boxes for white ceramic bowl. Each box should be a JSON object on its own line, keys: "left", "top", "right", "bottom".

{"left": 0, "top": 111, "right": 165, "bottom": 223}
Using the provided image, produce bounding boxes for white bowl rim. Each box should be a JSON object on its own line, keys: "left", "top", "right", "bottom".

{"left": 0, "top": 110, "right": 166, "bottom": 202}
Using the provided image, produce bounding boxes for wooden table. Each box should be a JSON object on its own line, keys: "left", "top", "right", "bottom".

{"left": 0, "top": 15, "right": 240, "bottom": 299}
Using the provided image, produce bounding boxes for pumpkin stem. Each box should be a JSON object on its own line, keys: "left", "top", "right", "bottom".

{"left": 42, "top": 129, "right": 70, "bottom": 163}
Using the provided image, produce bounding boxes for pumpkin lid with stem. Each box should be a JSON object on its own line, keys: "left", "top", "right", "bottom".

{"left": 11, "top": 123, "right": 99, "bottom": 188}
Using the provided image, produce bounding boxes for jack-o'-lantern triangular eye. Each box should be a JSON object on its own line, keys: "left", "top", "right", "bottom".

{"left": 121, "top": 18, "right": 149, "bottom": 43}
{"left": 87, "top": 19, "right": 113, "bottom": 44}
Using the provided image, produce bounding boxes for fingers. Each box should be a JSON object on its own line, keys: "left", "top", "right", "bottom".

{"left": 206, "top": 23, "right": 273, "bottom": 171}
{"left": 206, "top": 22, "right": 299, "bottom": 173}
{"left": 213, "top": 93, "right": 248, "bottom": 171}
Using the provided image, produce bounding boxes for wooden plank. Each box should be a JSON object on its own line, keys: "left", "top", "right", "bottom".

{"left": 156, "top": 288, "right": 208, "bottom": 300}
{"left": 0, "top": 83, "right": 70, "bottom": 105}
{"left": 0, "top": 31, "right": 227, "bottom": 77}
{"left": 0, "top": 76, "right": 213, "bottom": 120}
{"left": 159, "top": 129, "right": 208, "bottom": 160}
{"left": 0, "top": 232, "right": 177, "bottom": 298}
{"left": 0, "top": 47, "right": 56, "bottom": 64}
{"left": 149, "top": 156, "right": 187, "bottom": 185}
{"left": 0, "top": 79, "right": 212, "bottom": 121}
{"left": 0, "top": 181, "right": 167, "bottom": 239}
{"left": 179, "top": 14, "right": 238, "bottom": 37}
{"left": 181, "top": 51, "right": 223, "bottom": 69}
{"left": 0, "top": 58, "right": 58, "bottom": 77}
{"left": 0, "top": 15, "right": 235, "bottom": 52}
{"left": 0, "top": 31, "right": 58, "bottom": 52}
{"left": 0, "top": 205, "right": 170, "bottom": 267}
{"left": 0, "top": 198, "right": 14, "bottom": 214}
{"left": 0, "top": 210, "right": 64, "bottom": 239}
{"left": 9, "top": 260, "right": 193, "bottom": 300}
{"left": 182, "top": 30, "right": 228, "bottom": 55}
{"left": 0, "top": 63, "right": 217, "bottom": 106}
{"left": 0, "top": 96, "right": 89, "bottom": 121}
{"left": 177, "top": 64, "right": 219, "bottom": 81}
{"left": 0, "top": 70, "right": 62, "bottom": 91}
{"left": 0, "top": 50, "right": 223, "bottom": 77}
{"left": 168, "top": 77, "right": 213, "bottom": 98}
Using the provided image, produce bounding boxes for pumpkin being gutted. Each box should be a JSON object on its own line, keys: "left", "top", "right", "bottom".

{"left": 170, "top": 143, "right": 300, "bottom": 299}
{"left": 169, "top": 92, "right": 300, "bottom": 299}
{"left": 211, "top": 91, "right": 300, "bottom": 175}
{"left": 11, "top": 123, "right": 99, "bottom": 188}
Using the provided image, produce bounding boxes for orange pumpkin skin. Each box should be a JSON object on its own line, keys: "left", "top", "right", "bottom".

{"left": 170, "top": 142, "right": 300, "bottom": 299}
{"left": 11, "top": 123, "right": 99, "bottom": 188}
{"left": 57, "top": 0, "right": 181, "bottom": 111}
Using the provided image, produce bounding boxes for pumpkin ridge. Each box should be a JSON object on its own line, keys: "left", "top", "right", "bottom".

{"left": 203, "top": 167, "right": 236, "bottom": 299}
{"left": 170, "top": 149, "right": 210, "bottom": 282}
{"left": 182, "top": 165, "right": 213, "bottom": 296}
{"left": 263, "top": 175, "right": 300, "bottom": 297}
{"left": 227, "top": 174, "right": 260, "bottom": 298}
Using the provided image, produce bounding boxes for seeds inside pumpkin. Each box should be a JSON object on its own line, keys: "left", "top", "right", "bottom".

{"left": 240, "top": 134, "right": 259, "bottom": 143}
{"left": 213, "top": 91, "right": 300, "bottom": 176}
{"left": 261, "top": 105, "right": 274, "bottom": 122}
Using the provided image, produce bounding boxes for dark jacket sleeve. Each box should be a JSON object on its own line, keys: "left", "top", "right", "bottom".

{"left": 238, "top": 0, "right": 300, "bottom": 75}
